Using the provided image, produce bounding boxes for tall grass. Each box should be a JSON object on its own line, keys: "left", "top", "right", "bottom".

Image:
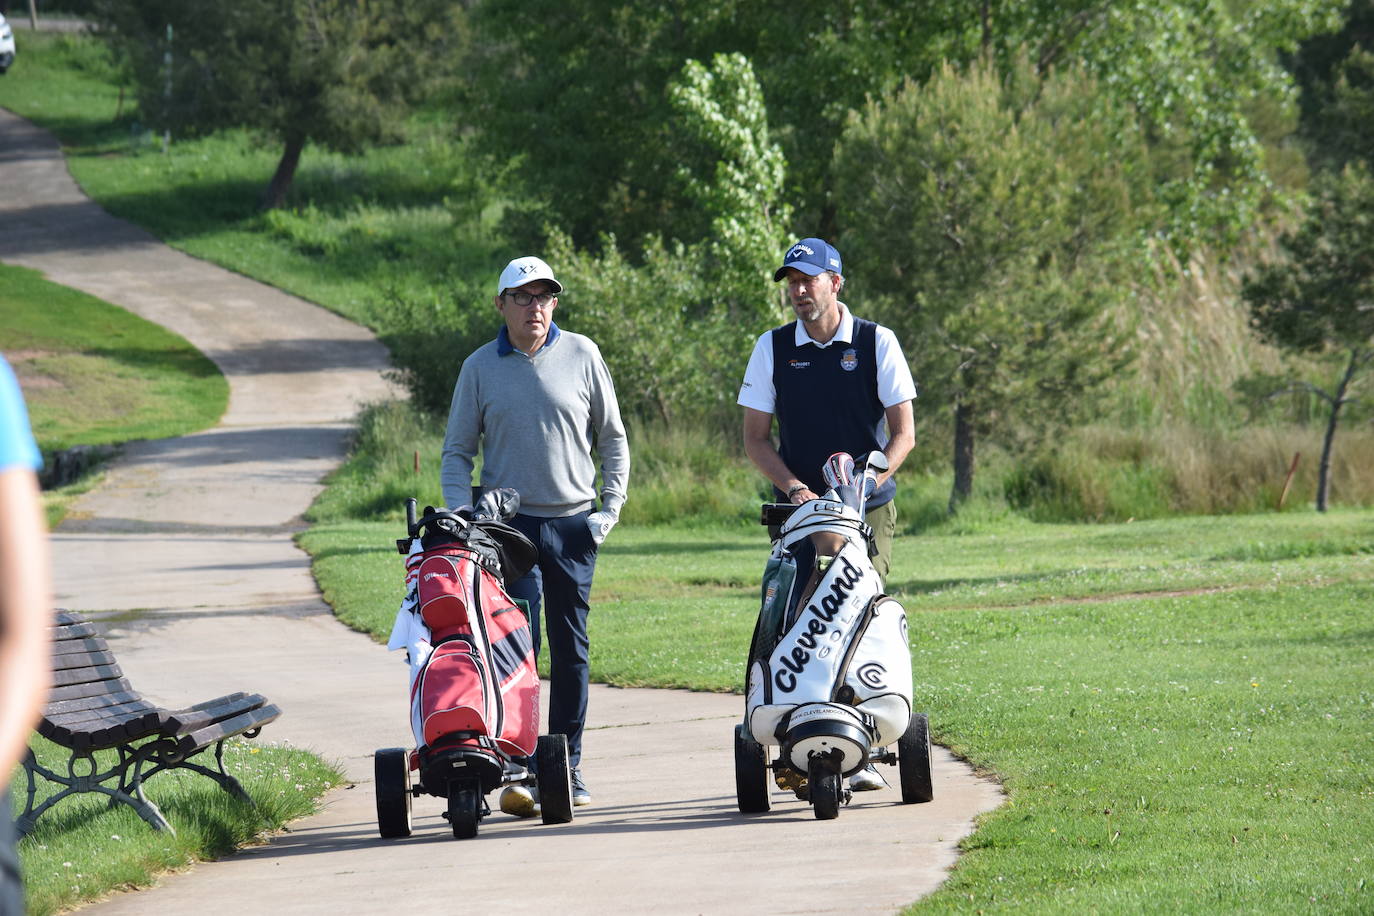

{"left": 1007, "top": 423, "right": 1374, "bottom": 522}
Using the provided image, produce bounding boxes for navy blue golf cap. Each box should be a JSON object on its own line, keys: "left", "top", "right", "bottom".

{"left": 774, "top": 238, "right": 842, "bottom": 282}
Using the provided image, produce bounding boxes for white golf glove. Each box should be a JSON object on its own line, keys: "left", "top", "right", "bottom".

{"left": 587, "top": 510, "right": 618, "bottom": 546}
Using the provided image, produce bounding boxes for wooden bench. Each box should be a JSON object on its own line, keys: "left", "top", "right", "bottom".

{"left": 16, "top": 610, "right": 282, "bottom": 836}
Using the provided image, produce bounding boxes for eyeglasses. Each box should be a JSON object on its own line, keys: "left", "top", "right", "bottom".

{"left": 504, "top": 291, "right": 556, "bottom": 308}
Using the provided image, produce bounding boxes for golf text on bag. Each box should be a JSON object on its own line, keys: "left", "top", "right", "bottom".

{"left": 772, "top": 555, "right": 866, "bottom": 694}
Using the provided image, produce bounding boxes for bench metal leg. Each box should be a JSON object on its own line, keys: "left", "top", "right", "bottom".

{"left": 19, "top": 745, "right": 174, "bottom": 837}
{"left": 123, "top": 739, "right": 252, "bottom": 805}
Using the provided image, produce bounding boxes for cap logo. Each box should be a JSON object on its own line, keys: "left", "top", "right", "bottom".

{"left": 519, "top": 264, "right": 537, "bottom": 276}
{"left": 789, "top": 244, "right": 814, "bottom": 259}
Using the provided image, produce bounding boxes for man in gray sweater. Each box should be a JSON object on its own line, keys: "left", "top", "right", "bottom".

{"left": 441, "top": 255, "right": 630, "bottom": 816}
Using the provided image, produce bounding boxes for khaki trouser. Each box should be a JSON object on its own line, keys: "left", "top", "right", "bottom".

{"left": 865, "top": 499, "right": 897, "bottom": 582}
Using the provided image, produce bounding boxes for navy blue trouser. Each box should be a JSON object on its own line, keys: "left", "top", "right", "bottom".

{"left": 504, "top": 510, "right": 597, "bottom": 769}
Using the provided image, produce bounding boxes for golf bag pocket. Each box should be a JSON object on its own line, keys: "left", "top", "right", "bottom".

{"left": 415, "top": 638, "right": 490, "bottom": 747}
{"left": 417, "top": 554, "right": 471, "bottom": 636}
{"left": 839, "top": 596, "right": 912, "bottom": 746}
{"left": 748, "top": 547, "right": 800, "bottom": 666}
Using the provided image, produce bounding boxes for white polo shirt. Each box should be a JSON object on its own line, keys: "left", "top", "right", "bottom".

{"left": 737, "top": 304, "right": 917, "bottom": 414}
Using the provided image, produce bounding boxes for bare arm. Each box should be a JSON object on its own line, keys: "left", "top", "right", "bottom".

{"left": 742, "top": 407, "right": 814, "bottom": 503}
{"left": 0, "top": 467, "right": 52, "bottom": 772}
{"left": 875, "top": 400, "right": 915, "bottom": 489}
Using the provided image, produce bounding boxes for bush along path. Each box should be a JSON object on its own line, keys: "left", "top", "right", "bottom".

{"left": 1, "top": 107, "right": 1003, "bottom": 915}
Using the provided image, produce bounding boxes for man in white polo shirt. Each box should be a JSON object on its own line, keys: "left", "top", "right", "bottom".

{"left": 737, "top": 237, "right": 916, "bottom": 791}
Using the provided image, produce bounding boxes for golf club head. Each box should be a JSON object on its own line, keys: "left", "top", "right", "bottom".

{"left": 859, "top": 450, "right": 888, "bottom": 501}
{"left": 822, "top": 452, "right": 856, "bottom": 490}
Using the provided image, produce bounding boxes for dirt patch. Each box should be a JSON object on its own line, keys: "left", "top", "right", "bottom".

{"left": 6, "top": 349, "right": 64, "bottom": 389}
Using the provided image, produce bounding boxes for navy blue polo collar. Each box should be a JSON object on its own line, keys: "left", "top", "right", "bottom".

{"left": 497, "top": 322, "right": 561, "bottom": 356}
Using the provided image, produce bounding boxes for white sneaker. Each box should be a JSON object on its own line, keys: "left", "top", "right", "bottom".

{"left": 499, "top": 785, "right": 540, "bottom": 818}
{"left": 571, "top": 768, "right": 592, "bottom": 807}
{"left": 849, "top": 764, "right": 887, "bottom": 792}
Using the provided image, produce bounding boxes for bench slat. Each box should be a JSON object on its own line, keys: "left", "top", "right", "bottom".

{"left": 160, "top": 693, "right": 262, "bottom": 734}
{"left": 50, "top": 647, "right": 119, "bottom": 672}
{"left": 40, "top": 706, "right": 164, "bottom": 750}
{"left": 50, "top": 620, "right": 101, "bottom": 641}
{"left": 174, "top": 704, "right": 281, "bottom": 757}
{"left": 47, "top": 677, "right": 140, "bottom": 704}
{"left": 52, "top": 663, "right": 125, "bottom": 688}
{"left": 46, "top": 690, "right": 150, "bottom": 717}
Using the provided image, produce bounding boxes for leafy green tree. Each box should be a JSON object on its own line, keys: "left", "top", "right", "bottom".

{"left": 1288, "top": 0, "right": 1374, "bottom": 170}
{"left": 469, "top": 0, "right": 1341, "bottom": 254}
{"left": 93, "top": 0, "right": 465, "bottom": 208}
{"left": 548, "top": 53, "right": 791, "bottom": 426}
{"left": 466, "top": 0, "right": 948, "bottom": 245}
{"left": 833, "top": 53, "right": 1159, "bottom": 511}
{"left": 960, "top": 0, "right": 1345, "bottom": 247}
{"left": 1242, "top": 164, "right": 1374, "bottom": 512}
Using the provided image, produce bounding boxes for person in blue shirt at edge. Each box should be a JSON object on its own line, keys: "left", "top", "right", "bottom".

{"left": 441, "top": 256, "right": 630, "bottom": 818}
{"left": 737, "top": 237, "right": 917, "bottom": 793}
{"left": 0, "top": 354, "right": 54, "bottom": 915}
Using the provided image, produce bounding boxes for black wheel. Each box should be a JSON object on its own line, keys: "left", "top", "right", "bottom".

{"left": 536, "top": 734, "right": 574, "bottom": 825}
{"left": 809, "top": 756, "right": 842, "bottom": 820}
{"left": 734, "top": 724, "right": 771, "bottom": 813}
{"left": 448, "top": 776, "right": 482, "bottom": 839}
{"left": 374, "top": 747, "right": 412, "bottom": 838}
{"left": 897, "top": 712, "right": 934, "bottom": 803}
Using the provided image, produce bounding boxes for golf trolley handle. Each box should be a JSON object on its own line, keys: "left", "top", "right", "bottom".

{"left": 760, "top": 502, "right": 798, "bottom": 527}
{"left": 397, "top": 499, "right": 471, "bottom": 554}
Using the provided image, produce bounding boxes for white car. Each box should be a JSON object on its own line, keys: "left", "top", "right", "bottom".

{"left": 0, "top": 13, "right": 15, "bottom": 75}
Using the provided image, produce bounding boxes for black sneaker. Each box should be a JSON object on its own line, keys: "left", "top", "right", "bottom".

{"left": 571, "top": 767, "right": 592, "bottom": 806}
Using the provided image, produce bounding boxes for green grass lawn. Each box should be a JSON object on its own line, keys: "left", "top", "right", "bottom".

{"left": 1, "top": 262, "right": 227, "bottom": 524}
{"left": 0, "top": 32, "right": 505, "bottom": 337}
{"left": 0, "top": 263, "right": 227, "bottom": 452}
{"left": 12, "top": 737, "right": 341, "bottom": 916}
{"left": 302, "top": 508, "right": 1374, "bottom": 913}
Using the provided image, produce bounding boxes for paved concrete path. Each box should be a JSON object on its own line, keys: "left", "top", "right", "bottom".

{"left": 1, "top": 107, "right": 1003, "bottom": 914}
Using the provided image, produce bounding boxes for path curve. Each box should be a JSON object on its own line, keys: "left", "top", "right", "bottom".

{"left": 1, "top": 107, "right": 1003, "bottom": 915}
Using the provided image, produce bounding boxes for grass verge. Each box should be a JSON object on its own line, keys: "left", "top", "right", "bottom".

{"left": 0, "top": 261, "right": 227, "bottom": 525}
{"left": 12, "top": 737, "right": 341, "bottom": 916}
{"left": 301, "top": 507, "right": 1374, "bottom": 912}
{"left": 1, "top": 263, "right": 227, "bottom": 452}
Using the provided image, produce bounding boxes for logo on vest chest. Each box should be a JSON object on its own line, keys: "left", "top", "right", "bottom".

{"left": 840, "top": 348, "right": 859, "bottom": 372}
{"left": 788, "top": 358, "right": 811, "bottom": 369}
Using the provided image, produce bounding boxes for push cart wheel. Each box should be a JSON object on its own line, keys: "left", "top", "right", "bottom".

{"left": 809, "top": 756, "right": 842, "bottom": 820}
{"left": 536, "top": 734, "right": 574, "bottom": 825}
{"left": 734, "top": 724, "right": 771, "bottom": 813}
{"left": 448, "top": 776, "right": 482, "bottom": 839}
{"left": 897, "top": 712, "right": 934, "bottom": 803}
{"left": 374, "top": 747, "right": 412, "bottom": 838}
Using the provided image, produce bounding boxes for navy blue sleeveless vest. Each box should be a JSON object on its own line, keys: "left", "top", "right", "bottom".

{"left": 770, "top": 317, "right": 894, "bottom": 508}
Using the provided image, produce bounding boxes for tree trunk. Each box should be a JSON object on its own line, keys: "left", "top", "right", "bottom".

{"left": 1316, "top": 348, "right": 1360, "bottom": 512}
{"left": 949, "top": 399, "right": 976, "bottom": 514}
{"left": 260, "top": 135, "right": 306, "bottom": 210}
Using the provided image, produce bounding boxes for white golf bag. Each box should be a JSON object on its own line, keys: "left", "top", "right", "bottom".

{"left": 745, "top": 489, "right": 912, "bottom": 780}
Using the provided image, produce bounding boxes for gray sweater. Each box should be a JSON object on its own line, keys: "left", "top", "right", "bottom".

{"left": 441, "top": 328, "right": 629, "bottom": 518}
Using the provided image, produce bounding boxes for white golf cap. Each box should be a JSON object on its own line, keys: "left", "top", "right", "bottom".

{"left": 497, "top": 256, "right": 563, "bottom": 296}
